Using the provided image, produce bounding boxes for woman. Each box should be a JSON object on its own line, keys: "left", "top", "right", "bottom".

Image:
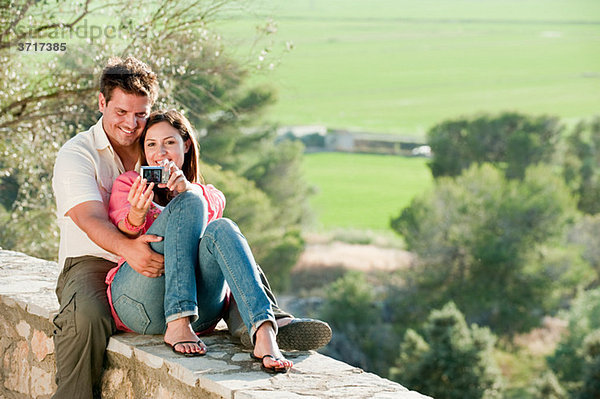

{"left": 106, "top": 109, "right": 292, "bottom": 373}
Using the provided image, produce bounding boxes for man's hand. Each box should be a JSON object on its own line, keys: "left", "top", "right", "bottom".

{"left": 67, "top": 200, "right": 165, "bottom": 277}
{"left": 120, "top": 234, "right": 165, "bottom": 277}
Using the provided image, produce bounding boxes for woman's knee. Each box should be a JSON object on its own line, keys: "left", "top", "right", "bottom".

{"left": 205, "top": 218, "right": 239, "bottom": 237}
{"left": 170, "top": 190, "right": 207, "bottom": 211}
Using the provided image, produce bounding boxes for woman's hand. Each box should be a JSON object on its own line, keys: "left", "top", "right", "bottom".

{"left": 159, "top": 161, "right": 193, "bottom": 193}
{"left": 127, "top": 175, "right": 155, "bottom": 226}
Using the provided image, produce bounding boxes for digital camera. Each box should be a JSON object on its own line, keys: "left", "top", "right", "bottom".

{"left": 141, "top": 165, "right": 170, "bottom": 184}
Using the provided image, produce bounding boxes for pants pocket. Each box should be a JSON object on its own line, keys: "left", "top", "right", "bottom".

{"left": 113, "top": 295, "right": 151, "bottom": 334}
{"left": 53, "top": 292, "right": 77, "bottom": 338}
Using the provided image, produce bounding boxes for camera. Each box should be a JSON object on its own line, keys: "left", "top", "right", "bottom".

{"left": 141, "top": 166, "right": 170, "bottom": 184}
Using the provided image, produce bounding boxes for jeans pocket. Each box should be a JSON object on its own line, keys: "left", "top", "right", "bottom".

{"left": 113, "top": 295, "right": 151, "bottom": 334}
{"left": 53, "top": 292, "right": 77, "bottom": 338}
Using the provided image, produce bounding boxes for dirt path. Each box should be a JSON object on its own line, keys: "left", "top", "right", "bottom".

{"left": 292, "top": 240, "right": 414, "bottom": 273}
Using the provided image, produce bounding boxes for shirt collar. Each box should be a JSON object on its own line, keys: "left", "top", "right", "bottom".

{"left": 93, "top": 116, "right": 142, "bottom": 173}
{"left": 92, "top": 116, "right": 112, "bottom": 151}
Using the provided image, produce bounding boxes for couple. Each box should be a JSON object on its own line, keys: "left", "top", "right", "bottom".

{"left": 51, "top": 56, "right": 331, "bottom": 398}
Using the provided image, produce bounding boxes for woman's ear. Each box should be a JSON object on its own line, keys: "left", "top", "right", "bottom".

{"left": 184, "top": 139, "right": 192, "bottom": 153}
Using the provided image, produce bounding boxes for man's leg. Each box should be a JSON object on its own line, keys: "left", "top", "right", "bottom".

{"left": 52, "top": 256, "right": 115, "bottom": 399}
{"left": 225, "top": 263, "right": 332, "bottom": 351}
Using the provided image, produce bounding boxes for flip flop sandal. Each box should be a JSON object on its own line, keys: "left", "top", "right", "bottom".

{"left": 165, "top": 340, "right": 206, "bottom": 357}
{"left": 250, "top": 353, "right": 291, "bottom": 374}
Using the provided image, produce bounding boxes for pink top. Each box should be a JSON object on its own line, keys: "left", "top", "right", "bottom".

{"left": 105, "top": 170, "right": 226, "bottom": 331}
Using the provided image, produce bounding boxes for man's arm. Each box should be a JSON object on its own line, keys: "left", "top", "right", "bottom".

{"left": 67, "top": 201, "right": 164, "bottom": 277}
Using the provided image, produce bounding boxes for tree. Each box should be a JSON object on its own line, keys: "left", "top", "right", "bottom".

{"left": 318, "top": 271, "right": 398, "bottom": 376}
{"left": 579, "top": 330, "right": 600, "bottom": 399}
{"left": 549, "top": 288, "right": 600, "bottom": 396}
{"left": 391, "top": 164, "right": 588, "bottom": 334}
{"left": 561, "top": 116, "right": 600, "bottom": 215}
{"left": 427, "top": 112, "right": 562, "bottom": 180}
{"left": 0, "top": 0, "right": 308, "bottom": 290}
{"left": 390, "top": 302, "right": 503, "bottom": 399}
{"left": 567, "top": 214, "right": 600, "bottom": 282}
{"left": 530, "top": 371, "right": 567, "bottom": 399}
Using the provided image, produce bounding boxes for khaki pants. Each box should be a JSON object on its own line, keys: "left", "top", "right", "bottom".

{"left": 52, "top": 256, "right": 292, "bottom": 399}
{"left": 52, "top": 256, "right": 115, "bottom": 399}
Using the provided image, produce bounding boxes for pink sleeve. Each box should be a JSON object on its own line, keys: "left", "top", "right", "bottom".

{"left": 108, "top": 171, "right": 139, "bottom": 226}
{"left": 198, "top": 183, "right": 226, "bottom": 222}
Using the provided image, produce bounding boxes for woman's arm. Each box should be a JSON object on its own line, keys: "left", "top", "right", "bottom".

{"left": 120, "top": 175, "right": 155, "bottom": 236}
{"left": 109, "top": 172, "right": 155, "bottom": 237}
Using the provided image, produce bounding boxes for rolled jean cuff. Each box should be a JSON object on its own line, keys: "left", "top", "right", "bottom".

{"left": 250, "top": 316, "right": 278, "bottom": 346}
{"left": 165, "top": 308, "right": 198, "bottom": 324}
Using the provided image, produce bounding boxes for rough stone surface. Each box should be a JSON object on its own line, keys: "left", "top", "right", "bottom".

{"left": 30, "top": 366, "right": 54, "bottom": 398}
{"left": 0, "top": 249, "right": 431, "bottom": 399}
{"left": 16, "top": 320, "right": 31, "bottom": 339}
{"left": 31, "top": 330, "right": 54, "bottom": 362}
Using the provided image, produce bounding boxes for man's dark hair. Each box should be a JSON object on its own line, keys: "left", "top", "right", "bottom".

{"left": 100, "top": 56, "right": 159, "bottom": 104}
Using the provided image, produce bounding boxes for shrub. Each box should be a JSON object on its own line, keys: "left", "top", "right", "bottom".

{"left": 390, "top": 302, "right": 503, "bottom": 399}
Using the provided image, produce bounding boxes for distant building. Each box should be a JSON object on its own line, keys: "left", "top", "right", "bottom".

{"left": 277, "top": 126, "right": 429, "bottom": 156}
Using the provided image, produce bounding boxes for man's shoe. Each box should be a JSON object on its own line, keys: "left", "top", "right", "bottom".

{"left": 240, "top": 318, "right": 332, "bottom": 351}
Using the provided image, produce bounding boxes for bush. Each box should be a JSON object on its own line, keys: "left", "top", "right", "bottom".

{"left": 390, "top": 302, "right": 503, "bottom": 399}
{"left": 530, "top": 371, "right": 567, "bottom": 399}
{"left": 549, "top": 288, "right": 600, "bottom": 396}
{"left": 318, "top": 271, "right": 398, "bottom": 376}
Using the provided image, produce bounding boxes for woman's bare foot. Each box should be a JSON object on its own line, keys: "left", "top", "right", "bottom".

{"left": 252, "top": 322, "right": 292, "bottom": 371}
{"left": 164, "top": 317, "right": 207, "bottom": 355}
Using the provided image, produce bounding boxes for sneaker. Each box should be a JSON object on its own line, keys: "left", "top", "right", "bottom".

{"left": 240, "top": 318, "right": 332, "bottom": 351}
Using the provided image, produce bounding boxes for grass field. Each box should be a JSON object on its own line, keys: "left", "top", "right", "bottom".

{"left": 302, "top": 152, "right": 433, "bottom": 231}
{"left": 221, "top": 0, "right": 600, "bottom": 139}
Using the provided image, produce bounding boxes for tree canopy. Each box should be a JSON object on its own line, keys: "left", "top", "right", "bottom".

{"left": 391, "top": 164, "right": 589, "bottom": 334}
{"left": 0, "top": 0, "right": 308, "bottom": 290}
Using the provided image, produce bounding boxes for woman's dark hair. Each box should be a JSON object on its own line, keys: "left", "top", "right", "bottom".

{"left": 139, "top": 110, "right": 205, "bottom": 205}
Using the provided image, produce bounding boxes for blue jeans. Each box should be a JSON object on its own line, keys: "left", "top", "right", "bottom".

{"left": 110, "top": 190, "right": 276, "bottom": 340}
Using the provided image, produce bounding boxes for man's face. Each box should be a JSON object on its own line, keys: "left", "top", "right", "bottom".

{"left": 98, "top": 87, "right": 152, "bottom": 150}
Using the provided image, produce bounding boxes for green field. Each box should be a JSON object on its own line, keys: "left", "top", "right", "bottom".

{"left": 221, "top": 0, "right": 600, "bottom": 139}
{"left": 302, "top": 152, "right": 433, "bottom": 231}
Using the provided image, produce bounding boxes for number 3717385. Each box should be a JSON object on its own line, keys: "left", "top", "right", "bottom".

{"left": 17, "top": 42, "right": 67, "bottom": 52}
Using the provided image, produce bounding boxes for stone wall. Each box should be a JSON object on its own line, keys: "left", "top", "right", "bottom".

{"left": 0, "top": 250, "right": 431, "bottom": 399}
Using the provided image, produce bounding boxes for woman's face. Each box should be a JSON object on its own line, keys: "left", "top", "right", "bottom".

{"left": 143, "top": 121, "right": 190, "bottom": 169}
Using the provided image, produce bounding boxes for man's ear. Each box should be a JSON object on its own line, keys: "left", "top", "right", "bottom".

{"left": 98, "top": 93, "right": 106, "bottom": 113}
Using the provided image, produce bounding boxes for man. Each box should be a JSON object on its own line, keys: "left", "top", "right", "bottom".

{"left": 51, "top": 56, "right": 330, "bottom": 399}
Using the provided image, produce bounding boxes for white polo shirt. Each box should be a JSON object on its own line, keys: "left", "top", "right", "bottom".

{"left": 52, "top": 117, "right": 140, "bottom": 269}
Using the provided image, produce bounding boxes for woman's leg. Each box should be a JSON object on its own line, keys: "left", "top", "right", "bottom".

{"left": 111, "top": 190, "right": 209, "bottom": 354}
{"left": 198, "top": 218, "right": 292, "bottom": 370}
{"left": 148, "top": 190, "right": 208, "bottom": 324}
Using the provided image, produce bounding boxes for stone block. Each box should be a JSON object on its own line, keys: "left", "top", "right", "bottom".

{"left": 3, "top": 340, "right": 30, "bottom": 395}
{"left": 31, "top": 329, "right": 54, "bottom": 362}
{"left": 16, "top": 320, "right": 30, "bottom": 339}
{"left": 30, "top": 366, "right": 55, "bottom": 398}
